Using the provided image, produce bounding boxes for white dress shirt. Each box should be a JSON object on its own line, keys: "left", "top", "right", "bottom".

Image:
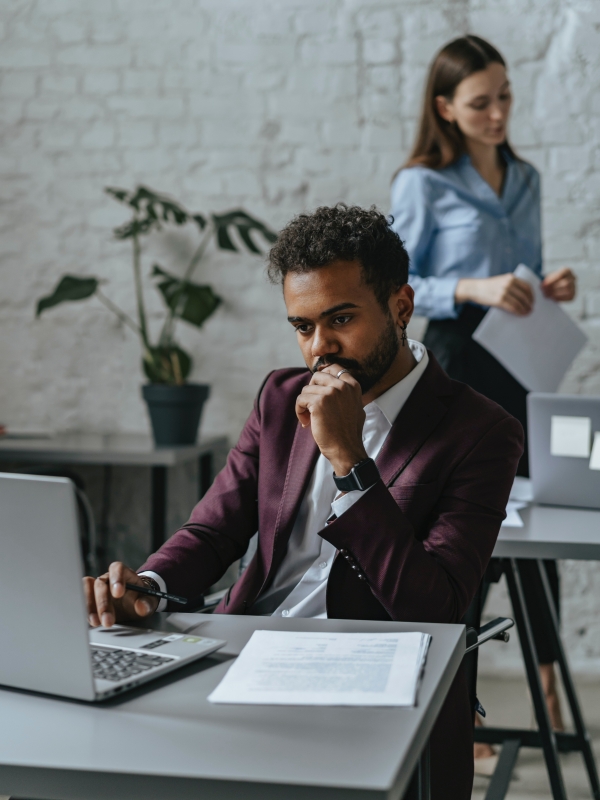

{"left": 142, "top": 340, "right": 429, "bottom": 616}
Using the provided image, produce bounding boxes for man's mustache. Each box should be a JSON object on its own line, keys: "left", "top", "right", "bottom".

{"left": 312, "top": 355, "right": 363, "bottom": 374}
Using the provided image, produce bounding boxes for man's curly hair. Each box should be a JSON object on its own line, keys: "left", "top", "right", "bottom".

{"left": 267, "top": 204, "right": 409, "bottom": 309}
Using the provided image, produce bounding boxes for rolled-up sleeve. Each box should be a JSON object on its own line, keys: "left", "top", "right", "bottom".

{"left": 390, "top": 168, "right": 460, "bottom": 320}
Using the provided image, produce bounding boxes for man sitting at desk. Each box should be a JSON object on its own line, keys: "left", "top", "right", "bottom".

{"left": 85, "top": 204, "right": 523, "bottom": 800}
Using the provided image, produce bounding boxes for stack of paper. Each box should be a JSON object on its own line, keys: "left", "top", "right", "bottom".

{"left": 208, "top": 630, "right": 431, "bottom": 707}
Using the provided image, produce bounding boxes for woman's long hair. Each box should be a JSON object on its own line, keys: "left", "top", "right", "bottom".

{"left": 404, "top": 35, "right": 520, "bottom": 171}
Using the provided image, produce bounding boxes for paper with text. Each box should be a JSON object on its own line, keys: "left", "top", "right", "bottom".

{"left": 472, "top": 265, "right": 587, "bottom": 392}
{"left": 208, "top": 630, "right": 431, "bottom": 706}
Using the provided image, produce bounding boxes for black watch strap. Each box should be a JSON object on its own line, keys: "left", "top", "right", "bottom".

{"left": 333, "top": 458, "right": 380, "bottom": 492}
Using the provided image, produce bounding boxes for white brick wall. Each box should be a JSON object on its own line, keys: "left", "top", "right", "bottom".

{"left": 1, "top": 0, "right": 599, "bottom": 673}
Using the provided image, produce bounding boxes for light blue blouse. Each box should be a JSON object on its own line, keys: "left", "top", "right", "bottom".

{"left": 390, "top": 153, "right": 542, "bottom": 319}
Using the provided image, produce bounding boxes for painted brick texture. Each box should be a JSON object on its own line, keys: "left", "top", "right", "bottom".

{"left": 1, "top": 0, "right": 599, "bottom": 673}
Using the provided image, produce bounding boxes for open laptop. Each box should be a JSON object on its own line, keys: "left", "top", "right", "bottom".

{"left": 0, "top": 472, "right": 225, "bottom": 701}
{"left": 528, "top": 393, "right": 600, "bottom": 510}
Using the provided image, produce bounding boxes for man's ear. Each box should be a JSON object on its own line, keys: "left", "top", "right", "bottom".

{"left": 388, "top": 284, "right": 415, "bottom": 328}
{"left": 435, "top": 95, "right": 454, "bottom": 123}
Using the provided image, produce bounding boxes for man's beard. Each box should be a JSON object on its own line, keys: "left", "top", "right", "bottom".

{"left": 312, "top": 315, "right": 400, "bottom": 394}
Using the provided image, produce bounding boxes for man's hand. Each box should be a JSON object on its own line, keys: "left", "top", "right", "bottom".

{"left": 542, "top": 267, "right": 576, "bottom": 302}
{"left": 455, "top": 273, "right": 535, "bottom": 315}
{"left": 295, "top": 365, "right": 367, "bottom": 476}
{"left": 84, "top": 562, "right": 159, "bottom": 628}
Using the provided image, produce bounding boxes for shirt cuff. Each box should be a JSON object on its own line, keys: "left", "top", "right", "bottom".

{"left": 138, "top": 570, "right": 167, "bottom": 612}
{"left": 331, "top": 485, "right": 374, "bottom": 518}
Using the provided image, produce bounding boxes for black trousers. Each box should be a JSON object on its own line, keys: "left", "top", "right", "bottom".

{"left": 425, "top": 307, "right": 560, "bottom": 664}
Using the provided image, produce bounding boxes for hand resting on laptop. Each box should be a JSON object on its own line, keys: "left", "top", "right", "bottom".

{"left": 84, "top": 562, "right": 158, "bottom": 628}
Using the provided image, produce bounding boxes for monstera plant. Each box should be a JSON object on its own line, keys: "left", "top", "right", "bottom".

{"left": 37, "top": 186, "right": 277, "bottom": 444}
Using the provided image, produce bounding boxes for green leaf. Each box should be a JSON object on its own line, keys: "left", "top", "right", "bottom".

{"left": 143, "top": 345, "right": 192, "bottom": 384}
{"left": 106, "top": 185, "right": 192, "bottom": 240}
{"left": 211, "top": 209, "right": 278, "bottom": 254}
{"left": 152, "top": 265, "right": 221, "bottom": 328}
{"left": 36, "top": 275, "right": 99, "bottom": 317}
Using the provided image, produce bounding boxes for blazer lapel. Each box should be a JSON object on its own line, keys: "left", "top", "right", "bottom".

{"left": 376, "top": 355, "right": 455, "bottom": 486}
{"left": 265, "top": 420, "right": 319, "bottom": 576}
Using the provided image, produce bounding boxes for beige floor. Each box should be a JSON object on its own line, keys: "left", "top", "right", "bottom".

{"left": 472, "top": 675, "right": 600, "bottom": 799}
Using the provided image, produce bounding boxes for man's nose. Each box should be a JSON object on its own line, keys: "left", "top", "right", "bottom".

{"left": 310, "top": 327, "right": 340, "bottom": 359}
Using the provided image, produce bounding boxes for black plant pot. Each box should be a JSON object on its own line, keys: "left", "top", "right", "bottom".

{"left": 142, "top": 383, "right": 210, "bottom": 446}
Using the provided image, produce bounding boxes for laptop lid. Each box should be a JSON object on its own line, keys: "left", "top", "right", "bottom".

{"left": 0, "top": 472, "right": 96, "bottom": 700}
{"left": 528, "top": 393, "right": 600, "bottom": 510}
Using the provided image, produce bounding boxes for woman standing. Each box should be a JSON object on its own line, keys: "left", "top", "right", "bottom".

{"left": 390, "top": 35, "right": 575, "bottom": 764}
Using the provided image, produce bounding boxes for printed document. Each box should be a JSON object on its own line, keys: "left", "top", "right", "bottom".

{"left": 208, "top": 630, "right": 431, "bottom": 706}
{"left": 472, "top": 264, "right": 587, "bottom": 392}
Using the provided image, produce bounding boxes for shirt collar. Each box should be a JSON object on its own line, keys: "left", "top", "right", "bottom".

{"left": 368, "top": 340, "right": 429, "bottom": 426}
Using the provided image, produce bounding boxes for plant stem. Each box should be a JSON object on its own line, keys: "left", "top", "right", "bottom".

{"left": 132, "top": 226, "right": 150, "bottom": 348}
{"left": 158, "top": 219, "right": 214, "bottom": 348}
{"left": 95, "top": 290, "right": 141, "bottom": 336}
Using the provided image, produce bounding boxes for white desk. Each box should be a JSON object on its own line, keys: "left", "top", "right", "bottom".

{"left": 495, "top": 503, "right": 600, "bottom": 561}
{"left": 482, "top": 503, "right": 600, "bottom": 800}
{"left": 0, "top": 614, "right": 465, "bottom": 800}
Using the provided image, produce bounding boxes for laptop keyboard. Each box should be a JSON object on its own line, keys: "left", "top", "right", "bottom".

{"left": 91, "top": 645, "right": 175, "bottom": 683}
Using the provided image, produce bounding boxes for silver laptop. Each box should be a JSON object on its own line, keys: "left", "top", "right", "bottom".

{"left": 0, "top": 472, "right": 225, "bottom": 701}
{"left": 528, "top": 393, "right": 600, "bottom": 510}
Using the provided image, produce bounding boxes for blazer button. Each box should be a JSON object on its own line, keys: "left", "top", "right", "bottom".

{"left": 357, "top": 573, "right": 366, "bottom": 581}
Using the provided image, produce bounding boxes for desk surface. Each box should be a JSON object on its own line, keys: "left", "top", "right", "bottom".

{"left": 0, "top": 432, "right": 227, "bottom": 466}
{"left": 494, "top": 503, "right": 600, "bottom": 560}
{"left": 0, "top": 614, "right": 464, "bottom": 800}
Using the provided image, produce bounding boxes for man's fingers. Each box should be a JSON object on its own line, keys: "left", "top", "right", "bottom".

{"left": 83, "top": 576, "right": 100, "bottom": 627}
{"left": 94, "top": 575, "right": 115, "bottom": 628}
{"left": 108, "top": 562, "right": 126, "bottom": 598}
{"left": 108, "top": 562, "right": 141, "bottom": 599}
{"left": 315, "top": 366, "right": 360, "bottom": 389}
{"left": 133, "top": 596, "right": 158, "bottom": 617}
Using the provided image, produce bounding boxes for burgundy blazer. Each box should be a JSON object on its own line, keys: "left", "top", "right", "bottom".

{"left": 141, "top": 353, "right": 523, "bottom": 800}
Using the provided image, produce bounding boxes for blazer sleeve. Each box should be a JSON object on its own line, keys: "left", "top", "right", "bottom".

{"left": 138, "top": 378, "right": 267, "bottom": 600}
{"left": 390, "top": 167, "right": 460, "bottom": 320}
{"left": 321, "top": 415, "right": 523, "bottom": 624}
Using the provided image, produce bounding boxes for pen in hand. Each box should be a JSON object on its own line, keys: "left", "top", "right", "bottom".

{"left": 125, "top": 582, "right": 188, "bottom": 606}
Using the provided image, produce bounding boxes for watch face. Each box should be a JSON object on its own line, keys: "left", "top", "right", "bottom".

{"left": 354, "top": 458, "right": 380, "bottom": 491}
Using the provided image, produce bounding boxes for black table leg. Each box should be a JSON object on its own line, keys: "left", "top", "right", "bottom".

{"left": 485, "top": 738, "right": 521, "bottom": 800}
{"left": 417, "top": 737, "right": 431, "bottom": 800}
{"left": 151, "top": 466, "right": 167, "bottom": 552}
{"left": 537, "top": 560, "right": 600, "bottom": 800}
{"left": 198, "top": 452, "right": 213, "bottom": 499}
{"left": 505, "top": 558, "right": 568, "bottom": 800}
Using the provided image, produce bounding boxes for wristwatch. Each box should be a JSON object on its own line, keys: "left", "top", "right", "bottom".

{"left": 333, "top": 457, "right": 380, "bottom": 492}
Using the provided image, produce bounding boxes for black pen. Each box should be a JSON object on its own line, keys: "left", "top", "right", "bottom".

{"left": 125, "top": 582, "right": 188, "bottom": 606}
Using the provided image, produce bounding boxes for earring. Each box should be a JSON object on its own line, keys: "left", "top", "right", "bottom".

{"left": 400, "top": 321, "right": 408, "bottom": 347}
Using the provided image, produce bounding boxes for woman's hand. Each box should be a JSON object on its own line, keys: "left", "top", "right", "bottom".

{"left": 541, "top": 268, "right": 576, "bottom": 302}
{"left": 455, "top": 274, "right": 534, "bottom": 315}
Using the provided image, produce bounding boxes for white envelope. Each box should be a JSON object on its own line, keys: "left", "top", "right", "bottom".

{"left": 472, "top": 265, "right": 587, "bottom": 392}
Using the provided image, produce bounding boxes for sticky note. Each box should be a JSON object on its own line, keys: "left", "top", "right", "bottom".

{"left": 550, "top": 415, "right": 591, "bottom": 458}
{"left": 589, "top": 432, "right": 600, "bottom": 470}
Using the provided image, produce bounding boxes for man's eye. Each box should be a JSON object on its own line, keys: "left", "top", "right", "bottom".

{"left": 295, "top": 324, "right": 312, "bottom": 334}
{"left": 333, "top": 315, "right": 352, "bottom": 325}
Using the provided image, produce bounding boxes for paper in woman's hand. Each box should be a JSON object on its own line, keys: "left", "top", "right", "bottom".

{"left": 472, "top": 265, "right": 587, "bottom": 392}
